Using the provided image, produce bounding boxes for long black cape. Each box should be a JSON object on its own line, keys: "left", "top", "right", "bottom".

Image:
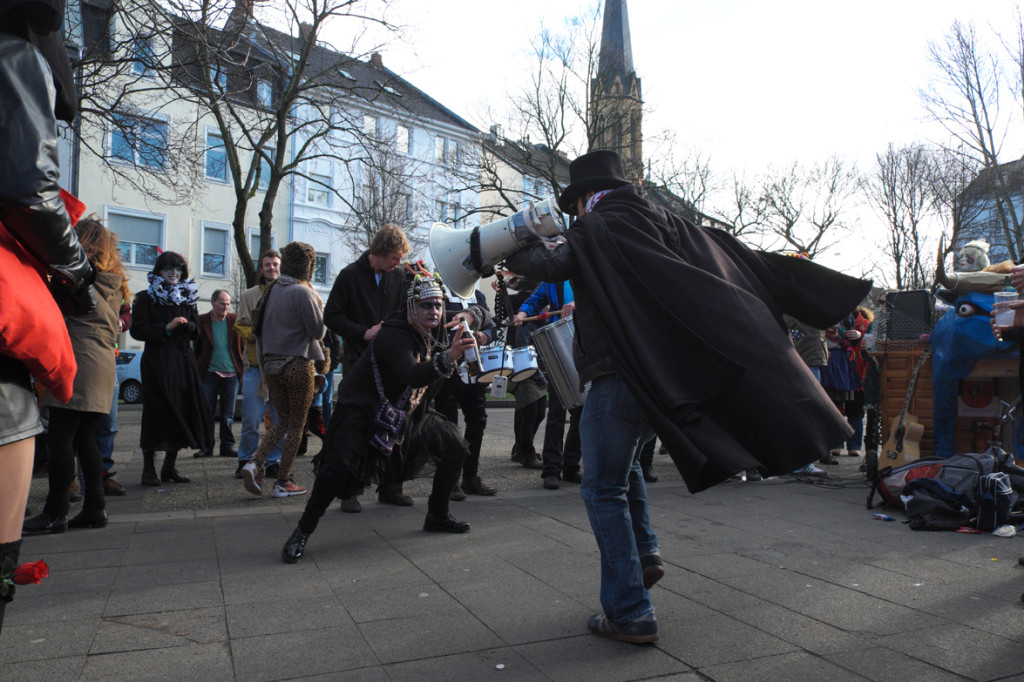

{"left": 564, "top": 187, "right": 871, "bottom": 492}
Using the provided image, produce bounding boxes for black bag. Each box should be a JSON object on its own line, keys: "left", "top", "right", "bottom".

{"left": 368, "top": 339, "right": 410, "bottom": 455}
{"left": 903, "top": 478, "right": 975, "bottom": 531}
{"left": 976, "top": 472, "right": 1018, "bottom": 531}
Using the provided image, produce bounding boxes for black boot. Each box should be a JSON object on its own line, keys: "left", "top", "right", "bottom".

{"left": 1, "top": 540, "right": 23, "bottom": 635}
{"left": 423, "top": 512, "right": 471, "bottom": 533}
{"left": 141, "top": 450, "right": 159, "bottom": 486}
{"left": 282, "top": 527, "right": 311, "bottom": 563}
{"left": 23, "top": 511, "right": 68, "bottom": 535}
{"left": 68, "top": 507, "right": 108, "bottom": 529}
{"left": 160, "top": 450, "right": 191, "bottom": 483}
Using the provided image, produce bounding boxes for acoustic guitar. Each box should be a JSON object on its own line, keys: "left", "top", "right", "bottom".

{"left": 882, "top": 347, "right": 931, "bottom": 467}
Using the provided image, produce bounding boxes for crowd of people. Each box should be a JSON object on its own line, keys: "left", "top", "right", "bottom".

{"left": 0, "top": 2, "right": 878, "bottom": 644}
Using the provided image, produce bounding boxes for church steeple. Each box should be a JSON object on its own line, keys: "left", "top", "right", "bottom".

{"left": 591, "top": 0, "right": 643, "bottom": 184}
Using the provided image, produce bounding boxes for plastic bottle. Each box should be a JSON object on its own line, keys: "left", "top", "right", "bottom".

{"left": 872, "top": 513, "right": 895, "bottom": 521}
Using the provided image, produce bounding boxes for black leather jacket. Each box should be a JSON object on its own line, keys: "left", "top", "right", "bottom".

{"left": 0, "top": 35, "right": 94, "bottom": 307}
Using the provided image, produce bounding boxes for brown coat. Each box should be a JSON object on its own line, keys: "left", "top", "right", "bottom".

{"left": 195, "top": 311, "right": 243, "bottom": 375}
{"left": 41, "top": 271, "right": 122, "bottom": 413}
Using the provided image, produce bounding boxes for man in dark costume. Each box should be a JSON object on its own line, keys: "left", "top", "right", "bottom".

{"left": 0, "top": 0, "right": 97, "bottom": 633}
{"left": 504, "top": 150, "right": 871, "bottom": 644}
{"left": 281, "top": 273, "right": 479, "bottom": 563}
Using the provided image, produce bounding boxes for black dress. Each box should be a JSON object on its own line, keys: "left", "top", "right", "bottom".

{"left": 130, "top": 290, "right": 213, "bottom": 453}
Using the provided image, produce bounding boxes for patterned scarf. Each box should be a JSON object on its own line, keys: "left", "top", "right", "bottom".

{"left": 146, "top": 272, "right": 199, "bottom": 306}
{"left": 584, "top": 189, "right": 612, "bottom": 214}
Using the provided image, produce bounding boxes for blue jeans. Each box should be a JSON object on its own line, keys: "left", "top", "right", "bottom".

{"left": 202, "top": 371, "right": 239, "bottom": 451}
{"left": 321, "top": 370, "right": 335, "bottom": 425}
{"left": 240, "top": 366, "right": 282, "bottom": 463}
{"left": 579, "top": 375, "right": 658, "bottom": 623}
{"left": 96, "top": 386, "right": 118, "bottom": 472}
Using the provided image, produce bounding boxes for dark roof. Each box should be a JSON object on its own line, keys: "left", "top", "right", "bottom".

{"left": 643, "top": 181, "right": 731, "bottom": 231}
{"left": 484, "top": 135, "right": 570, "bottom": 193}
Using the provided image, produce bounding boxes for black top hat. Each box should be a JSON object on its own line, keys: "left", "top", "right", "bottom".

{"left": 558, "top": 150, "right": 631, "bottom": 214}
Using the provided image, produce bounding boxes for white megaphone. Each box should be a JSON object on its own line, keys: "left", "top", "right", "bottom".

{"left": 429, "top": 197, "right": 566, "bottom": 298}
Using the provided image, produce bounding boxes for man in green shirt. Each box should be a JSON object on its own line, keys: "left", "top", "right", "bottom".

{"left": 195, "top": 290, "right": 244, "bottom": 458}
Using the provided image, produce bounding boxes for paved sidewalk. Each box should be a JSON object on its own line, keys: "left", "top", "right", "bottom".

{"left": 3, "top": 410, "right": 1023, "bottom": 680}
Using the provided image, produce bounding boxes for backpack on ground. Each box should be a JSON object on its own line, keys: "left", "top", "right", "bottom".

{"left": 866, "top": 457, "right": 946, "bottom": 509}
{"left": 975, "top": 472, "right": 1019, "bottom": 531}
{"left": 901, "top": 478, "right": 975, "bottom": 531}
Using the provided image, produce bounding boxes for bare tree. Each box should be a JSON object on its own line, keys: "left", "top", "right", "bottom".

{"left": 71, "top": 0, "right": 402, "bottom": 285}
{"left": 755, "top": 156, "right": 861, "bottom": 258}
{"left": 921, "top": 19, "right": 1024, "bottom": 261}
{"left": 645, "top": 133, "right": 717, "bottom": 220}
{"left": 866, "top": 143, "right": 936, "bottom": 289}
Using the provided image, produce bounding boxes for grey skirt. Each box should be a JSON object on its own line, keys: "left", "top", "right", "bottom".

{"left": 0, "top": 353, "right": 43, "bottom": 446}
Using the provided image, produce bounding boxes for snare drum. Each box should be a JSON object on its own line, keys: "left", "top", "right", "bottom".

{"left": 477, "top": 345, "right": 513, "bottom": 382}
{"left": 531, "top": 317, "right": 588, "bottom": 408}
{"left": 510, "top": 345, "right": 539, "bottom": 381}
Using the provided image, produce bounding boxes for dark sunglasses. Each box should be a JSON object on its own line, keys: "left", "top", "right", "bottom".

{"left": 417, "top": 301, "right": 443, "bottom": 311}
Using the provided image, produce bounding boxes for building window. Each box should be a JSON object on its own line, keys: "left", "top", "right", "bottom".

{"left": 205, "top": 130, "right": 227, "bottom": 181}
{"left": 435, "top": 200, "right": 448, "bottom": 222}
{"left": 108, "top": 210, "right": 163, "bottom": 267}
{"left": 256, "top": 80, "right": 272, "bottom": 107}
{"left": 434, "top": 136, "right": 448, "bottom": 163}
{"left": 453, "top": 140, "right": 462, "bottom": 165}
{"left": 307, "top": 173, "right": 331, "bottom": 206}
{"left": 397, "top": 192, "right": 411, "bottom": 221}
{"left": 210, "top": 65, "right": 227, "bottom": 91}
{"left": 257, "top": 151, "right": 274, "bottom": 191}
{"left": 450, "top": 202, "right": 461, "bottom": 226}
{"left": 250, "top": 231, "right": 276, "bottom": 270}
{"left": 396, "top": 124, "right": 411, "bottom": 155}
{"left": 202, "top": 225, "right": 229, "bottom": 277}
{"left": 363, "top": 115, "right": 379, "bottom": 141}
{"left": 131, "top": 36, "right": 155, "bottom": 77}
{"left": 110, "top": 113, "right": 168, "bottom": 169}
{"left": 314, "top": 253, "right": 329, "bottom": 285}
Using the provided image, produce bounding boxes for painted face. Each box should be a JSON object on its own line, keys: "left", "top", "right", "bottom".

{"left": 261, "top": 256, "right": 281, "bottom": 282}
{"left": 413, "top": 297, "right": 444, "bottom": 329}
{"left": 161, "top": 267, "right": 182, "bottom": 284}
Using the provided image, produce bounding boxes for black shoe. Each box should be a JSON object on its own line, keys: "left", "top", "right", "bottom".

{"left": 68, "top": 508, "right": 108, "bottom": 529}
{"left": 449, "top": 485, "right": 467, "bottom": 502}
{"left": 219, "top": 447, "right": 238, "bottom": 458}
{"left": 282, "top": 527, "right": 310, "bottom": 563}
{"left": 462, "top": 477, "right": 497, "bottom": 496}
{"left": 521, "top": 455, "right": 543, "bottom": 470}
{"left": 339, "top": 496, "right": 362, "bottom": 513}
{"left": 510, "top": 444, "right": 522, "bottom": 463}
{"left": 423, "top": 513, "right": 470, "bottom": 533}
{"left": 819, "top": 454, "right": 840, "bottom": 465}
{"left": 746, "top": 469, "right": 763, "bottom": 482}
{"left": 141, "top": 470, "right": 160, "bottom": 486}
{"left": 160, "top": 469, "right": 191, "bottom": 483}
{"left": 543, "top": 475, "right": 560, "bottom": 490}
{"left": 235, "top": 462, "right": 247, "bottom": 479}
{"left": 562, "top": 471, "right": 582, "bottom": 484}
{"left": 378, "top": 491, "right": 414, "bottom": 506}
{"left": 193, "top": 450, "right": 213, "bottom": 458}
{"left": 264, "top": 463, "right": 281, "bottom": 480}
{"left": 642, "top": 465, "right": 658, "bottom": 483}
{"left": 23, "top": 511, "right": 68, "bottom": 535}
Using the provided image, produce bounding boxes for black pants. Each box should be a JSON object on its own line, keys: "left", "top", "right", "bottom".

{"left": 433, "top": 375, "right": 488, "bottom": 479}
{"left": 298, "top": 441, "right": 464, "bottom": 534}
{"left": 541, "top": 389, "right": 582, "bottom": 479}
{"left": 46, "top": 408, "right": 104, "bottom": 515}
{"left": 514, "top": 396, "right": 547, "bottom": 458}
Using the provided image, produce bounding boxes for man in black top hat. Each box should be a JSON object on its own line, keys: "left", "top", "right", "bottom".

{"left": 504, "top": 149, "right": 871, "bottom": 644}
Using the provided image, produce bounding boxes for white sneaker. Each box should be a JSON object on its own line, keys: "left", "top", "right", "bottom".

{"left": 242, "top": 461, "right": 263, "bottom": 496}
{"left": 792, "top": 463, "right": 825, "bottom": 476}
{"left": 271, "top": 479, "right": 308, "bottom": 498}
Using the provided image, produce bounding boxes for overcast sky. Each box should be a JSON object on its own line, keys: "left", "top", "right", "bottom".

{"left": 335, "top": 0, "right": 1022, "bottom": 278}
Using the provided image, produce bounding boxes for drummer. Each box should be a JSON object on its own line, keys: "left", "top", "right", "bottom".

{"left": 512, "top": 280, "right": 582, "bottom": 490}
{"left": 433, "top": 287, "right": 498, "bottom": 498}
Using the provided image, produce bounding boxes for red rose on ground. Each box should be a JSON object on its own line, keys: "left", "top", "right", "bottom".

{"left": 12, "top": 560, "right": 49, "bottom": 585}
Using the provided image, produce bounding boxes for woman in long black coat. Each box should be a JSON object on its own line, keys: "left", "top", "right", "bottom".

{"left": 130, "top": 251, "right": 212, "bottom": 485}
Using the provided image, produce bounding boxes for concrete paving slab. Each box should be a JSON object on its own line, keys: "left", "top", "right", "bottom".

{"left": 80, "top": 641, "right": 234, "bottom": 681}
{"left": 90, "top": 607, "right": 228, "bottom": 653}
{"left": 230, "top": 624, "right": 378, "bottom": 680}
{"left": 381, "top": 647, "right": 547, "bottom": 682}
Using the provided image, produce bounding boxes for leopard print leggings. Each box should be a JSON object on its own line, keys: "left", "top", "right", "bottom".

{"left": 252, "top": 357, "right": 315, "bottom": 482}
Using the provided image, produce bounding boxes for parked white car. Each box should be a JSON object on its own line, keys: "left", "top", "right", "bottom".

{"left": 115, "top": 350, "right": 143, "bottom": 403}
